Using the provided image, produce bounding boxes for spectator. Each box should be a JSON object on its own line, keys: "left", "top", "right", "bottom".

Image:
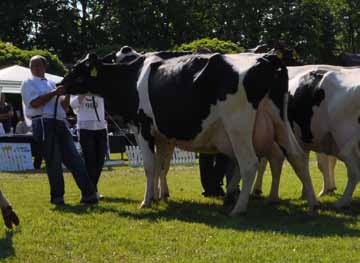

{"left": 199, "top": 153, "right": 235, "bottom": 197}
{"left": 21, "top": 55, "right": 98, "bottom": 205}
{"left": 15, "top": 113, "right": 43, "bottom": 169}
{"left": 0, "top": 94, "right": 14, "bottom": 133}
{"left": 70, "top": 95, "right": 107, "bottom": 199}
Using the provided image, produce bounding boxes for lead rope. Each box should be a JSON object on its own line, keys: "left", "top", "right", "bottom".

{"left": 50, "top": 95, "right": 60, "bottom": 160}
{"left": 105, "top": 111, "right": 135, "bottom": 146}
{"left": 92, "top": 96, "right": 101, "bottom": 121}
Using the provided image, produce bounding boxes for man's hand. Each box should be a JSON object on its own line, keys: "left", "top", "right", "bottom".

{"left": 1, "top": 206, "right": 20, "bottom": 229}
{"left": 53, "top": 85, "right": 66, "bottom": 96}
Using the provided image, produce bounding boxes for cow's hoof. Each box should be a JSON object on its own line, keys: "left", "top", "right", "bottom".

{"left": 307, "top": 208, "right": 318, "bottom": 217}
{"left": 139, "top": 201, "right": 151, "bottom": 208}
{"left": 229, "top": 209, "right": 247, "bottom": 217}
{"left": 299, "top": 193, "right": 307, "bottom": 200}
{"left": 318, "top": 188, "right": 336, "bottom": 197}
{"left": 251, "top": 189, "right": 262, "bottom": 199}
{"left": 223, "top": 195, "right": 236, "bottom": 207}
{"left": 160, "top": 194, "right": 170, "bottom": 202}
{"left": 251, "top": 189, "right": 263, "bottom": 199}
{"left": 334, "top": 201, "right": 351, "bottom": 211}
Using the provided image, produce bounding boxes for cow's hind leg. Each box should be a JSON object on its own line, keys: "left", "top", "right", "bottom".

{"left": 137, "top": 136, "right": 156, "bottom": 208}
{"left": 252, "top": 158, "right": 267, "bottom": 198}
{"left": 335, "top": 153, "right": 360, "bottom": 209}
{"left": 267, "top": 143, "right": 285, "bottom": 203}
{"left": 317, "top": 153, "right": 337, "bottom": 196}
{"left": 155, "top": 143, "right": 174, "bottom": 201}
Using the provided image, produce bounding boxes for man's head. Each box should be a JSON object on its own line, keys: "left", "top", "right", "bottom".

{"left": 29, "top": 55, "right": 47, "bottom": 78}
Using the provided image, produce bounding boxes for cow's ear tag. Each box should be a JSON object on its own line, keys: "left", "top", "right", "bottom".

{"left": 275, "top": 50, "right": 283, "bottom": 60}
{"left": 90, "top": 67, "right": 97, "bottom": 77}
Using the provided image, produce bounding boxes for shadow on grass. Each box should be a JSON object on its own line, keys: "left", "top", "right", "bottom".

{"left": 6, "top": 169, "right": 47, "bottom": 175}
{"left": 50, "top": 195, "right": 360, "bottom": 237}
{"left": 113, "top": 198, "right": 360, "bottom": 237}
{"left": 0, "top": 231, "right": 16, "bottom": 259}
{"left": 101, "top": 196, "right": 139, "bottom": 204}
{"left": 51, "top": 196, "right": 138, "bottom": 214}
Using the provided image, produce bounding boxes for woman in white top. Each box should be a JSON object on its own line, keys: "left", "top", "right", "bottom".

{"left": 70, "top": 95, "right": 107, "bottom": 197}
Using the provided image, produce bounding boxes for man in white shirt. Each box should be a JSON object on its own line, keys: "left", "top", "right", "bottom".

{"left": 71, "top": 95, "right": 107, "bottom": 197}
{"left": 21, "top": 55, "right": 98, "bottom": 205}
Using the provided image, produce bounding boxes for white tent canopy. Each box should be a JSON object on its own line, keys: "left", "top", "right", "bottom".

{"left": 0, "top": 65, "right": 63, "bottom": 94}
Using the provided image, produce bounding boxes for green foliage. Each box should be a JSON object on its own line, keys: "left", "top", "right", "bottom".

{"left": 0, "top": 41, "right": 66, "bottom": 75}
{"left": 0, "top": 1, "right": 359, "bottom": 63}
{"left": 0, "top": 160, "right": 360, "bottom": 262}
{"left": 175, "top": 38, "right": 244, "bottom": 54}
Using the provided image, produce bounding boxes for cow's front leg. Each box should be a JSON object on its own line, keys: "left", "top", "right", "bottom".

{"left": 137, "top": 136, "right": 156, "bottom": 208}
{"left": 155, "top": 143, "right": 174, "bottom": 201}
{"left": 230, "top": 159, "right": 258, "bottom": 216}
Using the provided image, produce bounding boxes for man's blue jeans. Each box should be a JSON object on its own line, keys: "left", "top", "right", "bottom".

{"left": 32, "top": 118, "right": 96, "bottom": 202}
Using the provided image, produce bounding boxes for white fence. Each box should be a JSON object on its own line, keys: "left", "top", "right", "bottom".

{"left": 125, "top": 146, "right": 196, "bottom": 167}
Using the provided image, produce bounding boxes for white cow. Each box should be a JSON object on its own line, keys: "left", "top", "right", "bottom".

{"left": 253, "top": 66, "right": 360, "bottom": 208}
{"left": 73, "top": 48, "right": 318, "bottom": 215}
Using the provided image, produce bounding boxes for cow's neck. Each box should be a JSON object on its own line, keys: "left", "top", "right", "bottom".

{"left": 99, "top": 63, "right": 143, "bottom": 125}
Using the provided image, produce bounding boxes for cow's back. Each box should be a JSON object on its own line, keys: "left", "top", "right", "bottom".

{"left": 145, "top": 54, "right": 240, "bottom": 140}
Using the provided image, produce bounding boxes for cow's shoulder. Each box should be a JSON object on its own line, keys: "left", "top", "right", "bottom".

{"left": 288, "top": 69, "right": 327, "bottom": 143}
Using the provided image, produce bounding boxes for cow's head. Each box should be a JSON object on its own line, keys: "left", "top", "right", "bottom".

{"left": 61, "top": 53, "right": 104, "bottom": 95}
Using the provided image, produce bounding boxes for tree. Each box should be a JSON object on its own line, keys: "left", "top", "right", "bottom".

{"left": 0, "top": 41, "right": 67, "bottom": 75}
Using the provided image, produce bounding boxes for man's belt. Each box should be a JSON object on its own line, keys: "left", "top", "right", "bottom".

{"left": 30, "top": 115, "right": 42, "bottom": 119}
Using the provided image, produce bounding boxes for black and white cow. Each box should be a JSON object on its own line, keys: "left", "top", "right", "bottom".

{"left": 62, "top": 51, "right": 318, "bottom": 214}
{"left": 253, "top": 65, "right": 360, "bottom": 208}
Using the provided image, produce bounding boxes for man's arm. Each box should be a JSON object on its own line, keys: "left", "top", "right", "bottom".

{"left": 30, "top": 85, "right": 65, "bottom": 108}
{"left": 61, "top": 95, "right": 70, "bottom": 113}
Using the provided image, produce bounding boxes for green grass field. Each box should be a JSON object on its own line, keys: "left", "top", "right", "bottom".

{"left": 0, "top": 159, "right": 360, "bottom": 262}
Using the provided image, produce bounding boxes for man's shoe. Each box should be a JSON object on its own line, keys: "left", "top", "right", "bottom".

{"left": 80, "top": 193, "right": 99, "bottom": 204}
{"left": 202, "top": 188, "right": 225, "bottom": 198}
{"left": 50, "top": 197, "right": 65, "bottom": 205}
